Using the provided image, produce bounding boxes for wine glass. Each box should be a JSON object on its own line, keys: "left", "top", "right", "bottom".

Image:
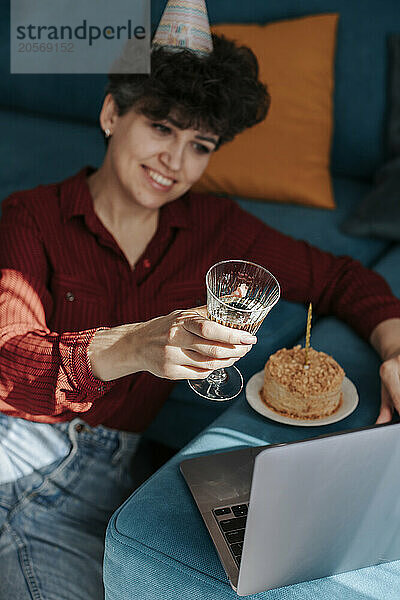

{"left": 188, "top": 259, "right": 280, "bottom": 401}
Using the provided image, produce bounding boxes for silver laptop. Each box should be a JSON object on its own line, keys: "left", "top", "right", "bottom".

{"left": 180, "top": 422, "right": 400, "bottom": 596}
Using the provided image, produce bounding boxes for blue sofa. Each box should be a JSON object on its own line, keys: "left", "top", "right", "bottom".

{"left": 2, "top": 0, "right": 400, "bottom": 597}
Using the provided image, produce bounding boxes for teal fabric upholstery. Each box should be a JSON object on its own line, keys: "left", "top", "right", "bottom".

{"left": 236, "top": 177, "right": 388, "bottom": 261}
{"left": 0, "top": 108, "right": 104, "bottom": 206}
{"left": 0, "top": 5, "right": 106, "bottom": 124}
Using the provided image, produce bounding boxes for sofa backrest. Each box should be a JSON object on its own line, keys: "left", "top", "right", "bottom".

{"left": 2, "top": 0, "right": 397, "bottom": 180}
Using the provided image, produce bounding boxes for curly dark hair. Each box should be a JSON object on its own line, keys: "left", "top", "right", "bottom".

{"left": 106, "top": 33, "right": 270, "bottom": 148}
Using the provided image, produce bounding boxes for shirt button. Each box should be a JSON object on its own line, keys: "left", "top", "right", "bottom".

{"left": 65, "top": 291, "right": 75, "bottom": 302}
{"left": 97, "top": 385, "right": 106, "bottom": 393}
{"left": 143, "top": 258, "right": 151, "bottom": 268}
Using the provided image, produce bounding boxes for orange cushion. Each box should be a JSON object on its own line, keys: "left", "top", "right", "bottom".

{"left": 193, "top": 14, "right": 339, "bottom": 209}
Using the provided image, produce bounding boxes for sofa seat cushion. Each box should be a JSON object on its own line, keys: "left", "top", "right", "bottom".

{"left": 105, "top": 295, "right": 397, "bottom": 599}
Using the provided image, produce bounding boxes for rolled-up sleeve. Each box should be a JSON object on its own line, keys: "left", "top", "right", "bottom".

{"left": 0, "top": 196, "right": 114, "bottom": 418}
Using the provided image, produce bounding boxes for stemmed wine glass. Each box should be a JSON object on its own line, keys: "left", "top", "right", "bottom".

{"left": 188, "top": 259, "right": 280, "bottom": 401}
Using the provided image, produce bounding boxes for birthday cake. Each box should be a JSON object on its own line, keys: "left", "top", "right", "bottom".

{"left": 260, "top": 345, "right": 345, "bottom": 419}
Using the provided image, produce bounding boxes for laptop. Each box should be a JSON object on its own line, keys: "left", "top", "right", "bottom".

{"left": 180, "top": 422, "right": 400, "bottom": 596}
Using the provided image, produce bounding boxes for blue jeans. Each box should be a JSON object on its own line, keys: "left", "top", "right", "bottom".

{"left": 0, "top": 414, "right": 141, "bottom": 600}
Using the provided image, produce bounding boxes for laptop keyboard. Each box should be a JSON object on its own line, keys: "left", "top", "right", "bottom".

{"left": 213, "top": 503, "right": 249, "bottom": 567}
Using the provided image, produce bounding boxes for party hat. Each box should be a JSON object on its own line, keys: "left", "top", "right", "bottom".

{"left": 152, "top": 0, "right": 213, "bottom": 57}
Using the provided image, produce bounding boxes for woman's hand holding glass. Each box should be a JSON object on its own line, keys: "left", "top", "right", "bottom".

{"left": 88, "top": 306, "right": 257, "bottom": 383}
{"left": 133, "top": 307, "right": 257, "bottom": 380}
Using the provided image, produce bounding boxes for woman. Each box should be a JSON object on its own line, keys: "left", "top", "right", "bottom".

{"left": 0, "top": 34, "right": 400, "bottom": 600}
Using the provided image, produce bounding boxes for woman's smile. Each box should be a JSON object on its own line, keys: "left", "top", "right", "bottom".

{"left": 141, "top": 165, "right": 176, "bottom": 192}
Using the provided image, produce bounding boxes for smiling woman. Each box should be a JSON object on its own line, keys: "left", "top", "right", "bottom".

{"left": 2, "top": 3, "right": 400, "bottom": 599}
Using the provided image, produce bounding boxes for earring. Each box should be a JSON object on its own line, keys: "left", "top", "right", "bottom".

{"left": 104, "top": 128, "right": 111, "bottom": 138}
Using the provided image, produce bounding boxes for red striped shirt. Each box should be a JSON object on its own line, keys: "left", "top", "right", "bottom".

{"left": 1, "top": 167, "right": 399, "bottom": 431}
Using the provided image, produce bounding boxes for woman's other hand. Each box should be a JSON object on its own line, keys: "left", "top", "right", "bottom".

{"left": 376, "top": 353, "right": 400, "bottom": 423}
{"left": 370, "top": 319, "right": 400, "bottom": 424}
{"left": 88, "top": 306, "right": 256, "bottom": 382}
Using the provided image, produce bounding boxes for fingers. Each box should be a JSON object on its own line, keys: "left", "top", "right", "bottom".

{"left": 189, "top": 340, "right": 252, "bottom": 360}
{"left": 181, "top": 348, "right": 244, "bottom": 372}
{"left": 181, "top": 311, "right": 257, "bottom": 345}
{"left": 173, "top": 310, "right": 254, "bottom": 362}
{"left": 379, "top": 358, "right": 400, "bottom": 414}
{"left": 375, "top": 384, "right": 394, "bottom": 424}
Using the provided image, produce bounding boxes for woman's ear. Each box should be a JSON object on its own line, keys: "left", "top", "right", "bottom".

{"left": 99, "top": 94, "right": 119, "bottom": 135}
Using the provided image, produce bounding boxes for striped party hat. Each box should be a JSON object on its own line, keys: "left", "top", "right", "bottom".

{"left": 152, "top": 0, "right": 213, "bottom": 57}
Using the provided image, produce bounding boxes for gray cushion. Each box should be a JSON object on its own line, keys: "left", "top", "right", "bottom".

{"left": 341, "top": 35, "right": 400, "bottom": 241}
{"left": 341, "top": 157, "right": 400, "bottom": 240}
{"left": 388, "top": 35, "right": 400, "bottom": 159}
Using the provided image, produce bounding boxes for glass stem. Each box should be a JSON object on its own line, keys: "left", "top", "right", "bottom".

{"left": 206, "top": 368, "right": 228, "bottom": 385}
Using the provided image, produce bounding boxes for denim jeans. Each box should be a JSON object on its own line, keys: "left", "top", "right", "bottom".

{"left": 0, "top": 413, "right": 141, "bottom": 600}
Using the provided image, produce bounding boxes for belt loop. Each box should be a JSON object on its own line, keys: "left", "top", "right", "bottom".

{"left": 111, "top": 433, "right": 127, "bottom": 465}
{"left": 111, "top": 432, "right": 141, "bottom": 465}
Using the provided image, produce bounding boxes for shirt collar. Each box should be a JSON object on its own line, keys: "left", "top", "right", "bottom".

{"left": 59, "top": 166, "right": 95, "bottom": 222}
{"left": 59, "top": 166, "right": 193, "bottom": 231}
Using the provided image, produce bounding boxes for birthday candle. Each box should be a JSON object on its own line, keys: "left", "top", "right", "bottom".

{"left": 304, "top": 302, "right": 312, "bottom": 366}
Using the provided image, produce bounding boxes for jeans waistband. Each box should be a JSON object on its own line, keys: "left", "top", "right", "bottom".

{"left": 0, "top": 414, "right": 141, "bottom": 485}
{"left": 52, "top": 418, "right": 140, "bottom": 453}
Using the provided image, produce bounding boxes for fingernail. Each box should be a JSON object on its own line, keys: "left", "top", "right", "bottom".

{"left": 241, "top": 335, "right": 257, "bottom": 344}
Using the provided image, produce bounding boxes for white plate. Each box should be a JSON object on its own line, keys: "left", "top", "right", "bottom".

{"left": 246, "top": 370, "right": 359, "bottom": 427}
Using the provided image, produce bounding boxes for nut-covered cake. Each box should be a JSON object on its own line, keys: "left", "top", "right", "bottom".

{"left": 260, "top": 345, "right": 345, "bottom": 419}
